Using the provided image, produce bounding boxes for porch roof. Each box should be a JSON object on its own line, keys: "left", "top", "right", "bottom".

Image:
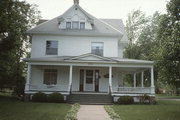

{"left": 23, "top": 54, "right": 154, "bottom": 65}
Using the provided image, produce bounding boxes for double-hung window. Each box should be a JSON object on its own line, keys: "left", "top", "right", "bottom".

{"left": 72, "top": 21, "right": 79, "bottom": 29}
{"left": 91, "top": 42, "right": 104, "bottom": 56}
{"left": 80, "top": 22, "right": 85, "bottom": 29}
{"left": 66, "top": 22, "right": 71, "bottom": 29}
{"left": 43, "top": 69, "right": 57, "bottom": 85}
{"left": 46, "top": 41, "right": 58, "bottom": 55}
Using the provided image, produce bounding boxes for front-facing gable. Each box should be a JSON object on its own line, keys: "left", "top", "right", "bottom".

{"left": 27, "top": 4, "right": 124, "bottom": 38}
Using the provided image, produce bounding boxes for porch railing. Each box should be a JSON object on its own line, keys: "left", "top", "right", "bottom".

{"left": 28, "top": 84, "right": 69, "bottom": 92}
{"left": 113, "top": 87, "right": 154, "bottom": 94}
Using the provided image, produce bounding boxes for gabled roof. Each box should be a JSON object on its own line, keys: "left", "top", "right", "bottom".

{"left": 27, "top": 4, "right": 124, "bottom": 37}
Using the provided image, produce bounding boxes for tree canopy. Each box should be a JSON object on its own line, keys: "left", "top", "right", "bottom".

{"left": 0, "top": 0, "right": 40, "bottom": 95}
{"left": 124, "top": 0, "right": 180, "bottom": 90}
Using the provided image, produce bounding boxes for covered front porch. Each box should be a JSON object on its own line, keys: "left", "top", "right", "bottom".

{"left": 24, "top": 54, "right": 155, "bottom": 100}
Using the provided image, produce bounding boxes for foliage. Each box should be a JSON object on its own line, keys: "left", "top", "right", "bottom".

{"left": 65, "top": 103, "right": 80, "bottom": 120}
{"left": 104, "top": 105, "right": 121, "bottom": 120}
{"left": 124, "top": 0, "right": 180, "bottom": 89}
{"left": 117, "top": 96, "right": 134, "bottom": 104}
{"left": 0, "top": 0, "right": 40, "bottom": 95}
{"left": 140, "top": 94, "right": 157, "bottom": 104}
{"left": 32, "top": 92, "right": 47, "bottom": 102}
{"left": 47, "top": 92, "right": 64, "bottom": 103}
{"left": 153, "top": 0, "right": 180, "bottom": 88}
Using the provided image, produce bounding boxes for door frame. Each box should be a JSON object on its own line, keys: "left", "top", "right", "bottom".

{"left": 79, "top": 68, "right": 100, "bottom": 92}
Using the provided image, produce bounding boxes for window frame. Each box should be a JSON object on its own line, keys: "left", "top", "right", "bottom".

{"left": 91, "top": 42, "right": 104, "bottom": 56}
{"left": 80, "top": 22, "right": 85, "bottom": 29}
{"left": 45, "top": 40, "right": 58, "bottom": 55}
{"left": 43, "top": 69, "right": 58, "bottom": 85}
{"left": 66, "top": 22, "right": 71, "bottom": 29}
{"left": 72, "top": 21, "right": 79, "bottom": 29}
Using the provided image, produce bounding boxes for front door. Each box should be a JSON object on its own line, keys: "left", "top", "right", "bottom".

{"left": 79, "top": 69, "right": 100, "bottom": 92}
{"left": 85, "top": 70, "right": 94, "bottom": 91}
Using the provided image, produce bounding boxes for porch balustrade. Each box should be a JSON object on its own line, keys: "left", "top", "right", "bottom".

{"left": 113, "top": 87, "right": 154, "bottom": 94}
{"left": 28, "top": 84, "right": 69, "bottom": 92}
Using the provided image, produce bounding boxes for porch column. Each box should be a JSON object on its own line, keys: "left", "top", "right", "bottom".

{"left": 141, "top": 71, "right": 144, "bottom": 87}
{"left": 25, "top": 64, "right": 31, "bottom": 91}
{"left": 68, "top": 65, "right": 73, "bottom": 92}
{"left": 133, "top": 73, "right": 136, "bottom": 88}
{"left": 151, "top": 66, "right": 154, "bottom": 87}
{"left": 109, "top": 66, "right": 112, "bottom": 93}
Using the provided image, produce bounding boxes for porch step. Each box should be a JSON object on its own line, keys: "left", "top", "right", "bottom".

{"left": 68, "top": 94, "right": 113, "bottom": 104}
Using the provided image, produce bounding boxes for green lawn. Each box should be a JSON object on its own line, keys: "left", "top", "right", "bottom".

{"left": 111, "top": 100, "right": 180, "bottom": 120}
{"left": 0, "top": 94, "right": 71, "bottom": 120}
{"left": 156, "top": 94, "right": 180, "bottom": 99}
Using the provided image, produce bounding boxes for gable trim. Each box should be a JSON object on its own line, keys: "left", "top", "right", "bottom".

{"left": 65, "top": 53, "right": 118, "bottom": 62}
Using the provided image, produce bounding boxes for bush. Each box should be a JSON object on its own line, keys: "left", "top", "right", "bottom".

{"left": 117, "top": 96, "right": 134, "bottom": 104}
{"left": 47, "top": 92, "right": 64, "bottom": 103}
{"left": 32, "top": 92, "right": 47, "bottom": 102}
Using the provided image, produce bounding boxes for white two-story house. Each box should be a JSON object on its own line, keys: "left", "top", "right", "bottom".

{"left": 24, "top": 0, "right": 155, "bottom": 102}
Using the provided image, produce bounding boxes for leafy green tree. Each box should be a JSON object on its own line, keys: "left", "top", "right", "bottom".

{"left": 124, "top": 9, "right": 150, "bottom": 59}
{"left": 154, "top": 0, "right": 180, "bottom": 88}
{"left": 0, "top": 0, "right": 40, "bottom": 95}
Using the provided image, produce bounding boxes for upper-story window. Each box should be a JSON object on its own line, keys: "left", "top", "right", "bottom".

{"left": 46, "top": 41, "right": 58, "bottom": 55}
{"left": 72, "top": 21, "right": 79, "bottom": 29}
{"left": 66, "top": 22, "right": 71, "bottom": 29}
{"left": 91, "top": 42, "right": 104, "bottom": 56}
{"left": 80, "top": 22, "right": 85, "bottom": 29}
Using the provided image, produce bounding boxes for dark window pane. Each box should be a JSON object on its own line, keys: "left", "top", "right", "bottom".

{"left": 44, "top": 69, "right": 57, "bottom": 85}
{"left": 46, "top": 41, "right": 58, "bottom": 55}
{"left": 91, "top": 42, "right": 103, "bottom": 56}
{"left": 66, "top": 22, "right": 71, "bottom": 29}
{"left": 80, "top": 22, "right": 85, "bottom": 29}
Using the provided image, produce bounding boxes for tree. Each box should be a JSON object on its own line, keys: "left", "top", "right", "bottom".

{"left": 154, "top": 0, "right": 180, "bottom": 88}
{"left": 0, "top": 0, "right": 40, "bottom": 95}
{"left": 124, "top": 9, "right": 150, "bottom": 59}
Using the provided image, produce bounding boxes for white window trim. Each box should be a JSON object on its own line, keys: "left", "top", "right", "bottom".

{"left": 45, "top": 40, "right": 58, "bottom": 56}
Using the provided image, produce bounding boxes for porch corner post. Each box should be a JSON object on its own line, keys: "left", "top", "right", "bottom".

{"left": 133, "top": 73, "right": 136, "bottom": 88}
{"left": 151, "top": 66, "right": 155, "bottom": 87}
{"left": 141, "top": 71, "right": 144, "bottom": 88}
{"left": 25, "top": 64, "right": 31, "bottom": 91}
{"left": 69, "top": 65, "right": 73, "bottom": 93}
{"left": 109, "top": 66, "right": 112, "bottom": 93}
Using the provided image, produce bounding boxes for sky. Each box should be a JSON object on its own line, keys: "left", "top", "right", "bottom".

{"left": 25, "top": 0, "right": 169, "bottom": 23}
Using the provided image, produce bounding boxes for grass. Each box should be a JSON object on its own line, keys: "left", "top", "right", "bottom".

{"left": 156, "top": 94, "right": 180, "bottom": 99}
{"left": 0, "top": 94, "right": 71, "bottom": 120}
{"left": 111, "top": 100, "right": 180, "bottom": 120}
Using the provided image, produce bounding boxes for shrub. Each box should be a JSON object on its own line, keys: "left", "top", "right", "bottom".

{"left": 47, "top": 92, "right": 64, "bottom": 103}
{"left": 32, "top": 92, "right": 47, "bottom": 102}
{"left": 117, "top": 96, "right": 134, "bottom": 104}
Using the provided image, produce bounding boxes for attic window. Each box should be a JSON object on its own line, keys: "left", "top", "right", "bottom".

{"left": 80, "top": 22, "right": 85, "bottom": 29}
{"left": 75, "top": 8, "right": 78, "bottom": 10}
{"left": 72, "top": 21, "right": 79, "bottom": 29}
{"left": 66, "top": 22, "right": 71, "bottom": 29}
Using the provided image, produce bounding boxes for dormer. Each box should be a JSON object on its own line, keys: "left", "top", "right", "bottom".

{"left": 57, "top": 1, "right": 94, "bottom": 30}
